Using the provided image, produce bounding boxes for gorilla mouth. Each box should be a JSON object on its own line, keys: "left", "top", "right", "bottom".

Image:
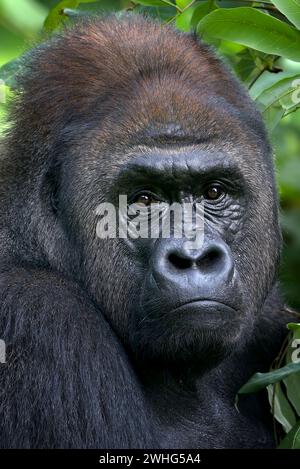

{"left": 168, "top": 299, "right": 237, "bottom": 316}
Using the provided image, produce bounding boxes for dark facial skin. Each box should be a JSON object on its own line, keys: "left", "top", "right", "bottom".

{"left": 122, "top": 150, "right": 246, "bottom": 364}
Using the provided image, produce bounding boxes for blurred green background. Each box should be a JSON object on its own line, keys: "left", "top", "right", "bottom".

{"left": 0, "top": 0, "right": 299, "bottom": 309}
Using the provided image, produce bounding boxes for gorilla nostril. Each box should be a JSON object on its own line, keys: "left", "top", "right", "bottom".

{"left": 168, "top": 253, "right": 193, "bottom": 270}
{"left": 197, "top": 247, "right": 222, "bottom": 271}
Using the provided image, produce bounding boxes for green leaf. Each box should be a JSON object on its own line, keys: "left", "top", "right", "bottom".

{"left": 284, "top": 326, "right": 300, "bottom": 417}
{"left": 250, "top": 72, "right": 300, "bottom": 130}
{"left": 287, "top": 322, "right": 300, "bottom": 331}
{"left": 133, "top": 0, "right": 176, "bottom": 7}
{"left": 43, "top": 0, "right": 99, "bottom": 32}
{"left": 257, "top": 74, "right": 300, "bottom": 107}
{"left": 250, "top": 70, "right": 300, "bottom": 101}
{"left": 43, "top": 0, "right": 78, "bottom": 31}
{"left": 278, "top": 420, "right": 300, "bottom": 448}
{"left": 176, "top": 3, "right": 198, "bottom": 32}
{"left": 197, "top": 7, "right": 300, "bottom": 62}
{"left": 256, "top": 75, "right": 300, "bottom": 125}
{"left": 267, "top": 383, "right": 296, "bottom": 433}
{"left": 263, "top": 104, "right": 285, "bottom": 132}
{"left": 238, "top": 362, "right": 300, "bottom": 394}
{"left": 176, "top": 0, "right": 191, "bottom": 8}
{"left": 228, "top": 47, "right": 260, "bottom": 84}
{"left": 284, "top": 372, "right": 300, "bottom": 418}
{"left": 272, "top": 0, "right": 300, "bottom": 30}
{"left": 0, "top": 83, "right": 12, "bottom": 108}
{"left": 190, "top": 0, "right": 218, "bottom": 29}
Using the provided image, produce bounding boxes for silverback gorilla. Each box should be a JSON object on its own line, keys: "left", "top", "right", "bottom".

{"left": 0, "top": 14, "right": 292, "bottom": 448}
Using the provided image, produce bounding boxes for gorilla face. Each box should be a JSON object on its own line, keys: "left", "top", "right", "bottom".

{"left": 57, "top": 85, "right": 281, "bottom": 367}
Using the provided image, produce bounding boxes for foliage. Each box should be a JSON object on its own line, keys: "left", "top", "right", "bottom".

{"left": 238, "top": 322, "right": 300, "bottom": 448}
{"left": 0, "top": 0, "right": 300, "bottom": 448}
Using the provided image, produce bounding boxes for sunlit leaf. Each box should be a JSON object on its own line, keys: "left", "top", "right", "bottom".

{"left": 273, "top": 0, "right": 300, "bottom": 30}
{"left": 197, "top": 7, "right": 300, "bottom": 62}
{"left": 176, "top": 2, "right": 198, "bottom": 31}
{"left": 287, "top": 323, "right": 300, "bottom": 331}
{"left": 43, "top": 0, "right": 99, "bottom": 32}
{"left": 190, "top": 0, "right": 218, "bottom": 29}
{"left": 176, "top": 0, "right": 191, "bottom": 8}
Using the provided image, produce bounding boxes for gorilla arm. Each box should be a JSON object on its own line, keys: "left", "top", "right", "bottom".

{"left": 0, "top": 267, "right": 155, "bottom": 448}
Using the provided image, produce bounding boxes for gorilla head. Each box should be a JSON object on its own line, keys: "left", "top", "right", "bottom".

{"left": 5, "top": 15, "right": 281, "bottom": 368}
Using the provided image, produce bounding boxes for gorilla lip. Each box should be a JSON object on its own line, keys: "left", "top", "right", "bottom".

{"left": 169, "top": 299, "right": 237, "bottom": 315}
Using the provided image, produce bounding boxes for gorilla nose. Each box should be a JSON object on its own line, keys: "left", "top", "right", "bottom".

{"left": 168, "top": 242, "right": 229, "bottom": 273}
{"left": 153, "top": 239, "right": 234, "bottom": 290}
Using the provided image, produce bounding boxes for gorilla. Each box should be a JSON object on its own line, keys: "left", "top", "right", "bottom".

{"left": 0, "top": 14, "right": 292, "bottom": 448}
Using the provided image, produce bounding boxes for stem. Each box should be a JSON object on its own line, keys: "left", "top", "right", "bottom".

{"left": 181, "top": 0, "right": 197, "bottom": 13}
{"left": 249, "top": 65, "right": 268, "bottom": 89}
{"left": 283, "top": 106, "right": 300, "bottom": 119}
{"left": 165, "top": 15, "right": 177, "bottom": 25}
{"left": 272, "top": 383, "right": 280, "bottom": 446}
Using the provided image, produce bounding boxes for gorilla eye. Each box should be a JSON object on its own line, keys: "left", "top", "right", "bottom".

{"left": 204, "top": 184, "right": 225, "bottom": 201}
{"left": 132, "top": 192, "right": 158, "bottom": 207}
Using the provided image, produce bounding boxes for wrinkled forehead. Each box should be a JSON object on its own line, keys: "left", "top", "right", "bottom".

{"left": 101, "top": 95, "right": 267, "bottom": 168}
